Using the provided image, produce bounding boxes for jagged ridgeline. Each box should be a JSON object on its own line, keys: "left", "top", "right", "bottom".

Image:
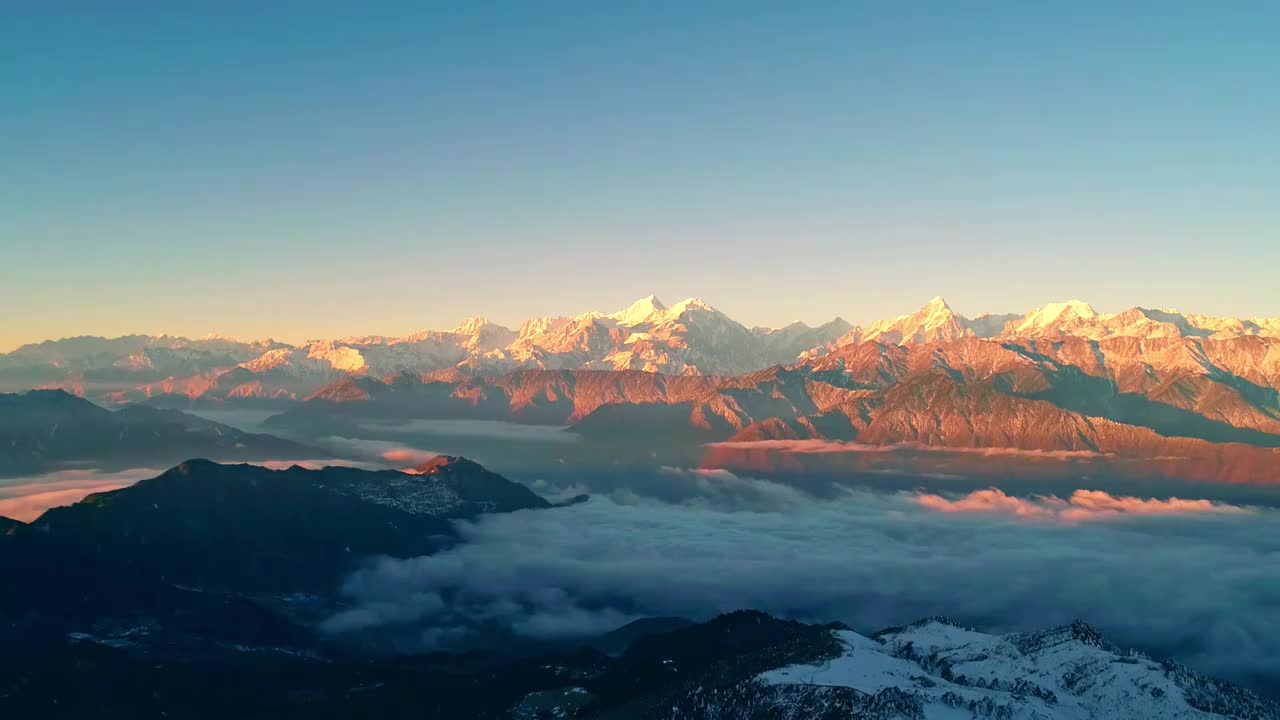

{"left": 7, "top": 295, "right": 1277, "bottom": 404}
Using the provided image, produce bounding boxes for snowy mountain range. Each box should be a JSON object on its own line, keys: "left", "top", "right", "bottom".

{"left": 808, "top": 296, "right": 1280, "bottom": 357}
{"left": 4, "top": 295, "right": 1278, "bottom": 404}
{"left": 680, "top": 616, "right": 1280, "bottom": 720}
{"left": 259, "top": 330, "right": 1280, "bottom": 484}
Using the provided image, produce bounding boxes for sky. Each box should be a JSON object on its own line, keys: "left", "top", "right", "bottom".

{"left": 2, "top": 1, "right": 1277, "bottom": 350}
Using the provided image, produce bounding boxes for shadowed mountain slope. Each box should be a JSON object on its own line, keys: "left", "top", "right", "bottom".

{"left": 0, "top": 390, "right": 317, "bottom": 476}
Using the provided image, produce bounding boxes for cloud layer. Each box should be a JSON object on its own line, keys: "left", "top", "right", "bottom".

{"left": 360, "top": 419, "right": 579, "bottom": 444}
{"left": 0, "top": 467, "right": 162, "bottom": 521}
{"left": 916, "top": 488, "right": 1248, "bottom": 522}
{"left": 0, "top": 457, "right": 384, "bottom": 522}
{"left": 325, "top": 475, "right": 1280, "bottom": 688}
{"left": 706, "top": 439, "right": 1105, "bottom": 459}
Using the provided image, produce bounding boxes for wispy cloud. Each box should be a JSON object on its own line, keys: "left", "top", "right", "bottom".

{"left": 317, "top": 436, "right": 444, "bottom": 468}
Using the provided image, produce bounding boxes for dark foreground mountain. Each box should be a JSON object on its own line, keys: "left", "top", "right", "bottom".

{"left": 0, "top": 389, "right": 316, "bottom": 476}
{"left": 0, "top": 458, "right": 550, "bottom": 656}
{"left": 2, "top": 611, "right": 1274, "bottom": 719}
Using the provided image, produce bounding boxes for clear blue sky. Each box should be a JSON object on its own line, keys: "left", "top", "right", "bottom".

{"left": 3, "top": 1, "right": 1277, "bottom": 349}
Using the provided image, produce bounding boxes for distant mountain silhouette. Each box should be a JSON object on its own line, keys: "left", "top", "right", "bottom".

{"left": 0, "top": 389, "right": 315, "bottom": 475}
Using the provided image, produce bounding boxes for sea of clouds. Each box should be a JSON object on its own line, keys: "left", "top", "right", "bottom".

{"left": 324, "top": 468, "right": 1280, "bottom": 688}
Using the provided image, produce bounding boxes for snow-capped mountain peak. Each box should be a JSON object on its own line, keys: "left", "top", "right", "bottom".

{"left": 924, "top": 295, "right": 951, "bottom": 311}
{"left": 451, "top": 316, "right": 493, "bottom": 335}
{"left": 238, "top": 347, "right": 297, "bottom": 372}
{"left": 609, "top": 294, "right": 668, "bottom": 326}
{"left": 516, "top": 315, "right": 573, "bottom": 342}
{"left": 15, "top": 295, "right": 1280, "bottom": 404}
{"left": 669, "top": 296, "right": 716, "bottom": 313}
{"left": 861, "top": 296, "right": 972, "bottom": 345}
{"left": 305, "top": 341, "right": 368, "bottom": 373}
{"left": 448, "top": 316, "right": 516, "bottom": 352}
{"left": 1011, "top": 300, "right": 1099, "bottom": 334}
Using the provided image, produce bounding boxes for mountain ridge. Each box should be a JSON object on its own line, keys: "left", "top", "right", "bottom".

{"left": 0, "top": 455, "right": 561, "bottom": 713}
{"left": 9, "top": 295, "right": 1277, "bottom": 404}
{"left": 0, "top": 389, "right": 317, "bottom": 476}
{"left": 4, "top": 611, "right": 1274, "bottom": 718}
{"left": 743, "top": 617, "right": 1280, "bottom": 720}
{"left": 262, "top": 333, "right": 1280, "bottom": 484}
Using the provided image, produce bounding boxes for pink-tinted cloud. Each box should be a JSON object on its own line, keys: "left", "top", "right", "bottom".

{"left": 0, "top": 485, "right": 132, "bottom": 522}
{"left": 915, "top": 488, "right": 1247, "bottom": 523}
{"left": 311, "top": 437, "right": 449, "bottom": 471}
{"left": 0, "top": 458, "right": 391, "bottom": 523}
{"left": 1058, "top": 489, "right": 1247, "bottom": 521}
{"left": 382, "top": 448, "right": 443, "bottom": 467}
{"left": 705, "top": 439, "right": 1103, "bottom": 459}
{"left": 916, "top": 488, "right": 1064, "bottom": 520}
{"left": 0, "top": 467, "right": 163, "bottom": 522}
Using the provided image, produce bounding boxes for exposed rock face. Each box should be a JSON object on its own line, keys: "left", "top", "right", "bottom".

{"left": 1000, "top": 302, "right": 1280, "bottom": 341}
{"left": 860, "top": 296, "right": 975, "bottom": 345}
{"left": 264, "top": 331, "right": 1280, "bottom": 483}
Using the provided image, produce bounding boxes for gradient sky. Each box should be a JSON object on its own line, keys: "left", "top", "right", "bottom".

{"left": 3, "top": 1, "right": 1277, "bottom": 350}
